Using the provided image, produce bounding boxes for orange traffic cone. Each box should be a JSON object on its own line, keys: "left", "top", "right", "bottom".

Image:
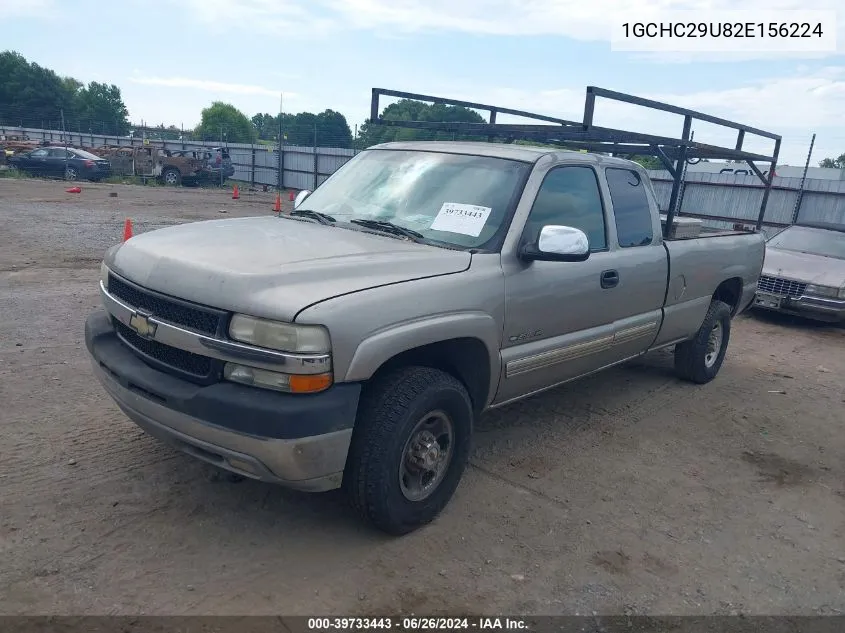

{"left": 273, "top": 193, "right": 281, "bottom": 213}
{"left": 123, "top": 218, "right": 133, "bottom": 242}
{"left": 66, "top": 186, "right": 81, "bottom": 194}
{"left": 232, "top": 184, "right": 239, "bottom": 199}
{"left": 288, "top": 190, "right": 295, "bottom": 202}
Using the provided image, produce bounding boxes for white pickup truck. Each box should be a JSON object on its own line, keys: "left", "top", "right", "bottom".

{"left": 85, "top": 88, "right": 776, "bottom": 534}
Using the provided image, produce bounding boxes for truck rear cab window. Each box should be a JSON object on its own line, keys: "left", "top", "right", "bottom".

{"left": 605, "top": 168, "right": 654, "bottom": 247}
{"left": 525, "top": 166, "right": 607, "bottom": 251}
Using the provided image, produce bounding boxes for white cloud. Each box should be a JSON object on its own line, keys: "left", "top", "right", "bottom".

{"left": 0, "top": 0, "right": 58, "bottom": 18}
{"left": 399, "top": 67, "right": 845, "bottom": 164}
{"left": 178, "top": 0, "right": 844, "bottom": 60}
{"left": 177, "top": 0, "right": 336, "bottom": 36}
{"left": 129, "top": 76, "right": 298, "bottom": 99}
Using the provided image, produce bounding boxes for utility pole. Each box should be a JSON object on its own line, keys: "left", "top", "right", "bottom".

{"left": 277, "top": 93, "right": 284, "bottom": 192}
{"left": 791, "top": 133, "right": 816, "bottom": 224}
{"left": 313, "top": 121, "right": 318, "bottom": 190}
{"left": 61, "top": 109, "right": 68, "bottom": 180}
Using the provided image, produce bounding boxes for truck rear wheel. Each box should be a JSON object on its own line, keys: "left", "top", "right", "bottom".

{"left": 162, "top": 168, "right": 181, "bottom": 186}
{"left": 674, "top": 300, "right": 732, "bottom": 384}
{"left": 343, "top": 366, "right": 473, "bottom": 535}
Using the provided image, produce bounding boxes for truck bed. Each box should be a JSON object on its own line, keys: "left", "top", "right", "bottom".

{"left": 651, "top": 231, "right": 766, "bottom": 347}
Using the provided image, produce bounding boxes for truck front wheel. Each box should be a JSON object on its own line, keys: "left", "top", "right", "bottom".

{"left": 674, "top": 299, "right": 732, "bottom": 384}
{"left": 343, "top": 366, "right": 473, "bottom": 535}
{"left": 162, "top": 168, "right": 181, "bottom": 186}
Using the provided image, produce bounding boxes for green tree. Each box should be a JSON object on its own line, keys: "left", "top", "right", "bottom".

{"left": 627, "top": 155, "right": 663, "bottom": 169}
{"left": 195, "top": 101, "right": 257, "bottom": 143}
{"left": 356, "top": 98, "right": 485, "bottom": 149}
{"left": 0, "top": 50, "right": 77, "bottom": 128}
{"left": 316, "top": 109, "right": 353, "bottom": 148}
{"left": 251, "top": 113, "right": 277, "bottom": 140}
{"left": 251, "top": 109, "right": 354, "bottom": 148}
{"left": 0, "top": 50, "right": 130, "bottom": 134}
{"left": 76, "top": 81, "right": 130, "bottom": 134}
{"left": 819, "top": 154, "right": 845, "bottom": 169}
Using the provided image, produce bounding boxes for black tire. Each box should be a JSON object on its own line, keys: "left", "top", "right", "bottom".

{"left": 343, "top": 366, "right": 473, "bottom": 535}
{"left": 65, "top": 167, "right": 78, "bottom": 181}
{"left": 162, "top": 168, "right": 181, "bottom": 186}
{"left": 674, "top": 300, "right": 732, "bottom": 384}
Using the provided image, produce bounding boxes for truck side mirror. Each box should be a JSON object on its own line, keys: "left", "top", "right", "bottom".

{"left": 519, "top": 225, "right": 590, "bottom": 262}
{"left": 293, "top": 189, "right": 311, "bottom": 209}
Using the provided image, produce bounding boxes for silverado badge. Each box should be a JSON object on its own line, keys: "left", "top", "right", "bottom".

{"left": 128, "top": 311, "right": 157, "bottom": 339}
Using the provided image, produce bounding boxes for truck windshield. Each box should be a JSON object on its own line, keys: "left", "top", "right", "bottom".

{"left": 768, "top": 226, "right": 845, "bottom": 260}
{"left": 297, "top": 149, "right": 530, "bottom": 249}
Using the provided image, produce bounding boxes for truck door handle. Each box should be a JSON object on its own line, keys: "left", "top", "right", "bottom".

{"left": 600, "top": 269, "right": 619, "bottom": 289}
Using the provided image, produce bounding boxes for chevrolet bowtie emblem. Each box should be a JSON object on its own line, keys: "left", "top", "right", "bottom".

{"left": 128, "top": 311, "right": 157, "bottom": 339}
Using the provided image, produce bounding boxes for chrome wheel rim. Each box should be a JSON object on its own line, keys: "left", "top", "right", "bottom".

{"left": 704, "top": 321, "right": 723, "bottom": 368}
{"left": 65, "top": 168, "right": 77, "bottom": 180}
{"left": 164, "top": 171, "right": 178, "bottom": 185}
{"left": 399, "top": 410, "right": 454, "bottom": 502}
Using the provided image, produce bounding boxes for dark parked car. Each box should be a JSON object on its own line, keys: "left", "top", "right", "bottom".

{"left": 8, "top": 146, "right": 112, "bottom": 181}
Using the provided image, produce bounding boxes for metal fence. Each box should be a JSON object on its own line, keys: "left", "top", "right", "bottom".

{"left": 646, "top": 170, "right": 845, "bottom": 237}
{"left": 4, "top": 123, "right": 845, "bottom": 234}
{"left": 0, "top": 125, "right": 358, "bottom": 191}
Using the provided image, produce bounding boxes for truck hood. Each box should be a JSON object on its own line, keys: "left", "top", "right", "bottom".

{"left": 107, "top": 216, "right": 471, "bottom": 321}
{"left": 762, "top": 247, "right": 845, "bottom": 287}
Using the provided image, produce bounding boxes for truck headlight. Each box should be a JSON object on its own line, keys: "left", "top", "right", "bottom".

{"left": 100, "top": 261, "right": 110, "bottom": 290}
{"left": 228, "top": 314, "right": 330, "bottom": 353}
{"left": 805, "top": 284, "right": 841, "bottom": 298}
{"left": 223, "top": 363, "right": 332, "bottom": 394}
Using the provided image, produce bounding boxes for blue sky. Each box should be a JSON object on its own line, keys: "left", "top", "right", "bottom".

{"left": 3, "top": 0, "right": 844, "bottom": 165}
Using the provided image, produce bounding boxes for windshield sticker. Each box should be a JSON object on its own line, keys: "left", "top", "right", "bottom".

{"left": 430, "top": 203, "right": 492, "bottom": 237}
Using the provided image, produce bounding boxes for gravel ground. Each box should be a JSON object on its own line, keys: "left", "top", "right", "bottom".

{"left": 1, "top": 178, "right": 844, "bottom": 616}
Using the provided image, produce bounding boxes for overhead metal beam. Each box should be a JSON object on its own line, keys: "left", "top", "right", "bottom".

{"left": 371, "top": 88, "right": 581, "bottom": 127}
{"left": 371, "top": 120, "right": 773, "bottom": 162}
{"left": 368, "top": 86, "right": 782, "bottom": 233}
{"left": 755, "top": 137, "right": 781, "bottom": 231}
{"left": 663, "top": 116, "right": 693, "bottom": 239}
{"left": 586, "top": 86, "right": 780, "bottom": 140}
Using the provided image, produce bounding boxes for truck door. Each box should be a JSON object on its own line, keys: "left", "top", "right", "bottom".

{"left": 600, "top": 166, "right": 668, "bottom": 360}
{"left": 497, "top": 164, "right": 626, "bottom": 403}
{"left": 497, "top": 163, "right": 668, "bottom": 405}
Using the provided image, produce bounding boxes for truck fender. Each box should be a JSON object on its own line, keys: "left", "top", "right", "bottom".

{"left": 343, "top": 311, "right": 502, "bottom": 406}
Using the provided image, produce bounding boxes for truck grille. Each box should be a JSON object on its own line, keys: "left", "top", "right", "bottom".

{"left": 758, "top": 275, "right": 807, "bottom": 298}
{"left": 114, "top": 320, "right": 216, "bottom": 380}
{"left": 107, "top": 273, "right": 226, "bottom": 384}
{"left": 108, "top": 273, "right": 224, "bottom": 335}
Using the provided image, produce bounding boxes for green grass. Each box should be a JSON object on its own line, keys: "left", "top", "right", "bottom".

{"left": 0, "top": 167, "right": 32, "bottom": 179}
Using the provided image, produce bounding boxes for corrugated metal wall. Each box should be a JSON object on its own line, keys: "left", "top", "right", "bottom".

{"left": 647, "top": 170, "right": 845, "bottom": 233}
{"left": 4, "top": 124, "right": 845, "bottom": 231}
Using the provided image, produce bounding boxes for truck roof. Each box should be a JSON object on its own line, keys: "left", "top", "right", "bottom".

{"left": 369, "top": 140, "right": 642, "bottom": 168}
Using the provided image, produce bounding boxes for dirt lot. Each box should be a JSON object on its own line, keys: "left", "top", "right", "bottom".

{"left": 1, "top": 178, "right": 844, "bottom": 616}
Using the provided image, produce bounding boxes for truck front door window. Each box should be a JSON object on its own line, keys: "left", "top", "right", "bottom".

{"left": 605, "top": 168, "right": 654, "bottom": 248}
{"left": 524, "top": 166, "right": 607, "bottom": 251}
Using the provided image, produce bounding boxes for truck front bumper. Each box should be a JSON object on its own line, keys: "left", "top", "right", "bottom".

{"left": 753, "top": 292, "right": 845, "bottom": 322}
{"left": 85, "top": 310, "right": 360, "bottom": 491}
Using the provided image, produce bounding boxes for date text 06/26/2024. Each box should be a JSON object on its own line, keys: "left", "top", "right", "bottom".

{"left": 610, "top": 9, "right": 837, "bottom": 53}
{"left": 306, "top": 617, "right": 528, "bottom": 631}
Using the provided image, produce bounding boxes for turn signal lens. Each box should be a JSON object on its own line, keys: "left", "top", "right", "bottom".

{"left": 223, "top": 363, "right": 332, "bottom": 394}
{"left": 288, "top": 373, "right": 333, "bottom": 394}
